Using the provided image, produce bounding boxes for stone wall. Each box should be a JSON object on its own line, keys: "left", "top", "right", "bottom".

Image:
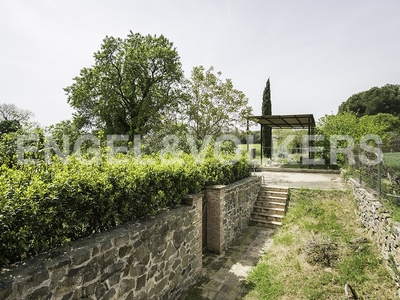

{"left": 347, "top": 178, "right": 400, "bottom": 289}
{"left": 0, "top": 193, "right": 203, "bottom": 300}
{"left": 0, "top": 176, "right": 262, "bottom": 299}
{"left": 205, "top": 176, "right": 261, "bottom": 254}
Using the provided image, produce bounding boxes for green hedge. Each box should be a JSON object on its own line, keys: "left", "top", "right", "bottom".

{"left": 0, "top": 152, "right": 250, "bottom": 267}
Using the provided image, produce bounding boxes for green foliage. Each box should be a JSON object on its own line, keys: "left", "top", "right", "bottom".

{"left": 0, "top": 120, "right": 21, "bottom": 136}
{"left": 317, "top": 111, "right": 359, "bottom": 140}
{"left": 338, "top": 84, "right": 400, "bottom": 117}
{"left": 384, "top": 152, "right": 400, "bottom": 171}
{"left": 64, "top": 32, "right": 184, "bottom": 138}
{"left": 178, "top": 66, "right": 252, "bottom": 143}
{"left": 0, "top": 103, "right": 34, "bottom": 127}
{"left": 317, "top": 112, "right": 400, "bottom": 164}
{"left": 246, "top": 259, "right": 284, "bottom": 300}
{"left": 0, "top": 151, "right": 250, "bottom": 267}
{"left": 0, "top": 131, "right": 19, "bottom": 167}
{"left": 46, "top": 120, "right": 84, "bottom": 154}
{"left": 273, "top": 128, "right": 306, "bottom": 156}
{"left": 0, "top": 104, "right": 37, "bottom": 167}
{"left": 262, "top": 78, "right": 272, "bottom": 158}
{"left": 262, "top": 78, "right": 272, "bottom": 116}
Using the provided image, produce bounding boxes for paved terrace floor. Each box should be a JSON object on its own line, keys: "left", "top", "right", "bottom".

{"left": 256, "top": 170, "right": 347, "bottom": 190}
{"left": 181, "top": 170, "right": 347, "bottom": 300}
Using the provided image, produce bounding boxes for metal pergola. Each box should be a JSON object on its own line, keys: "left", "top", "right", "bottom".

{"left": 248, "top": 114, "right": 316, "bottom": 166}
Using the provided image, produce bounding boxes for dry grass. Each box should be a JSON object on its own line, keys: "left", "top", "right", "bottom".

{"left": 244, "top": 189, "right": 398, "bottom": 300}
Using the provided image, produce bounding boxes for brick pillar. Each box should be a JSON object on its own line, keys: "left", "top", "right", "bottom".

{"left": 182, "top": 192, "right": 203, "bottom": 276}
{"left": 205, "top": 185, "right": 226, "bottom": 254}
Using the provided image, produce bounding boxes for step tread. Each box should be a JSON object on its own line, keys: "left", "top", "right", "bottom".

{"left": 259, "top": 192, "right": 288, "bottom": 195}
{"left": 253, "top": 205, "right": 285, "bottom": 211}
{"left": 251, "top": 212, "right": 284, "bottom": 218}
{"left": 254, "top": 201, "right": 286, "bottom": 205}
{"left": 257, "top": 195, "right": 287, "bottom": 200}
{"left": 260, "top": 188, "right": 288, "bottom": 192}
{"left": 257, "top": 198, "right": 287, "bottom": 203}
{"left": 251, "top": 219, "right": 282, "bottom": 226}
{"left": 260, "top": 187, "right": 288, "bottom": 190}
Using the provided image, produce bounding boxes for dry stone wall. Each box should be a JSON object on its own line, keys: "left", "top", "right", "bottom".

{"left": 0, "top": 193, "right": 203, "bottom": 300}
{"left": 347, "top": 178, "right": 400, "bottom": 290}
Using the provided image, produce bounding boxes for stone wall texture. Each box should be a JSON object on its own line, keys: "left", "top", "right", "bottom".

{"left": 0, "top": 176, "right": 261, "bottom": 299}
{"left": 0, "top": 193, "right": 203, "bottom": 300}
{"left": 205, "top": 176, "right": 261, "bottom": 254}
{"left": 347, "top": 178, "right": 400, "bottom": 291}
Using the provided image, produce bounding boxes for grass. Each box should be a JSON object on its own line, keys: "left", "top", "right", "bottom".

{"left": 238, "top": 144, "right": 261, "bottom": 158}
{"left": 380, "top": 197, "right": 400, "bottom": 223}
{"left": 384, "top": 152, "right": 400, "bottom": 171}
{"left": 244, "top": 189, "right": 398, "bottom": 300}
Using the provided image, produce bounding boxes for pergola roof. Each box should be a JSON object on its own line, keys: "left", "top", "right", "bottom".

{"left": 250, "top": 114, "right": 315, "bottom": 129}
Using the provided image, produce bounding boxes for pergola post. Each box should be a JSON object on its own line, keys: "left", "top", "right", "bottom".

{"left": 308, "top": 116, "right": 311, "bottom": 169}
{"left": 260, "top": 123, "right": 263, "bottom": 166}
{"left": 246, "top": 119, "right": 249, "bottom": 153}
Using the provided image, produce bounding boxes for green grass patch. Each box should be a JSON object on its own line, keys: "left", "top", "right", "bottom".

{"left": 244, "top": 189, "right": 398, "bottom": 299}
{"left": 380, "top": 197, "right": 400, "bottom": 223}
{"left": 384, "top": 152, "right": 400, "bottom": 171}
{"left": 238, "top": 143, "right": 261, "bottom": 157}
{"left": 246, "top": 258, "right": 285, "bottom": 300}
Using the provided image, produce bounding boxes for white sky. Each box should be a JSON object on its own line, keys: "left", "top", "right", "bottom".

{"left": 1, "top": 0, "right": 399, "bottom": 128}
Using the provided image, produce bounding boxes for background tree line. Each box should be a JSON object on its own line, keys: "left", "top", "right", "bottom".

{"left": 63, "top": 31, "right": 252, "bottom": 152}
{"left": 1, "top": 31, "right": 399, "bottom": 165}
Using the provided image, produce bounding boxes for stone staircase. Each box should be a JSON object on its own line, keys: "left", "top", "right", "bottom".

{"left": 251, "top": 186, "right": 289, "bottom": 229}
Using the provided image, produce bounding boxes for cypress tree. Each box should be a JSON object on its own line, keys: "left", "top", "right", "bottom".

{"left": 262, "top": 78, "right": 272, "bottom": 158}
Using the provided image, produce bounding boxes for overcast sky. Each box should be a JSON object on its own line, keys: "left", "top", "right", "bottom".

{"left": 1, "top": 0, "right": 399, "bottom": 128}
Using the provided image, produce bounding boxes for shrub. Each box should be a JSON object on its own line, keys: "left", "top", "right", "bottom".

{"left": 0, "top": 151, "right": 250, "bottom": 266}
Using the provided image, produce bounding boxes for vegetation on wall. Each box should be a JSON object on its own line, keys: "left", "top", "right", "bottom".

{"left": 0, "top": 148, "right": 250, "bottom": 267}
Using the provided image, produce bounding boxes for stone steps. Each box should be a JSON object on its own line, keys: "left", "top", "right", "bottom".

{"left": 252, "top": 206, "right": 285, "bottom": 216}
{"left": 254, "top": 201, "right": 286, "bottom": 209}
{"left": 251, "top": 186, "right": 289, "bottom": 229}
{"left": 251, "top": 219, "right": 282, "bottom": 229}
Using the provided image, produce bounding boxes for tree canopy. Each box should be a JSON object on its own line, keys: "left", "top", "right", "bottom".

{"left": 338, "top": 84, "right": 400, "bottom": 117}
{"left": 0, "top": 103, "right": 33, "bottom": 123}
{"left": 0, "top": 103, "right": 35, "bottom": 137}
{"left": 261, "top": 78, "right": 272, "bottom": 158}
{"left": 64, "top": 32, "right": 184, "bottom": 138}
{"left": 178, "top": 66, "right": 252, "bottom": 142}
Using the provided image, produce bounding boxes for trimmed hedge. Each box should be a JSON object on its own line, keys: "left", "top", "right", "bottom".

{"left": 0, "top": 152, "right": 250, "bottom": 267}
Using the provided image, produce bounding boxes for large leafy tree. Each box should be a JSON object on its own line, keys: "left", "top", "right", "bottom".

{"left": 261, "top": 78, "right": 272, "bottom": 158}
{"left": 338, "top": 84, "right": 400, "bottom": 117}
{"left": 0, "top": 103, "right": 33, "bottom": 124}
{"left": 178, "top": 66, "right": 252, "bottom": 143}
{"left": 64, "top": 32, "right": 184, "bottom": 139}
{"left": 0, "top": 103, "right": 34, "bottom": 135}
